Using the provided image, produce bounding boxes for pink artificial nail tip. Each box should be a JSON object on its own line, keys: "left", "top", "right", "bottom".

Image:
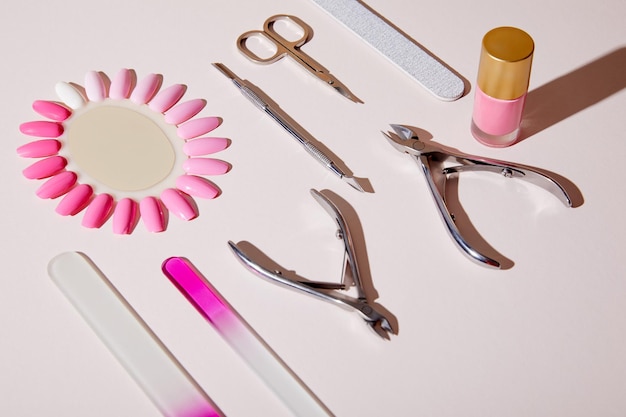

{"left": 109, "top": 68, "right": 132, "bottom": 100}
{"left": 17, "top": 139, "right": 62, "bottom": 158}
{"left": 113, "top": 198, "right": 137, "bottom": 235}
{"left": 139, "top": 196, "right": 165, "bottom": 233}
{"left": 148, "top": 84, "right": 186, "bottom": 113}
{"left": 84, "top": 71, "right": 107, "bottom": 102}
{"left": 164, "top": 99, "right": 206, "bottom": 125}
{"left": 177, "top": 117, "right": 220, "bottom": 139}
{"left": 182, "top": 158, "right": 230, "bottom": 175}
{"left": 56, "top": 184, "right": 93, "bottom": 216}
{"left": 82, "top": 193, "right": 114, "bottom": 228}
{"left": 23, "top": 155, "right": 67, "bottom": 179}
{"left": 160, "top": 188, "right": 197, "bottom": 221}
{"left": 32, "top": 100, "right": 71, "bottom": 121}
{"left": 19, "top": 121, "right": 64, "bottom": 138}
{"left": 36, "top": 171, "right": 77, "bottom": 199}
{"left": 130, "top": 73, "right": 161, "bottom": 105}
{"left": 176, "top": 175, "right": 219, "bottom": 199}
{"left": 182, "top": 137, "right": 229, "bottom": 156}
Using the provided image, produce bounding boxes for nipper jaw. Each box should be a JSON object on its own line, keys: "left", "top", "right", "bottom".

{"left": 229, "top": 189, "right": 395, "bottom": 340}
{"left": 383, "top": 124, "right": 573, "bottom": 268}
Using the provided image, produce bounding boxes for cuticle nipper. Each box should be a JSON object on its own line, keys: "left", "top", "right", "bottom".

{"left": 383, "top": 124, "right": 574, "bottom": 269}
{"left": 228, "top": 189, "right": 395, "bottom": 340}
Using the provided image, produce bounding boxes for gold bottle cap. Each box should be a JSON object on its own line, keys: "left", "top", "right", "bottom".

{"left": 477, "top": 27, "right": 534, "bottom": 100}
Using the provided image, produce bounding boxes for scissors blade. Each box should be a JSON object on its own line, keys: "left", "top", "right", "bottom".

{"left": 322, "top": 72, "right": 362, "bottom": 103}
{"left": 270, "top": 36, "right": 361, "bottom": 102}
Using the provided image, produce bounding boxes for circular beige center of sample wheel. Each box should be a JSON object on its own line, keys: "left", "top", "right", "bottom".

{"left": 66, "top": 106, "right": 175, "bottom": 191}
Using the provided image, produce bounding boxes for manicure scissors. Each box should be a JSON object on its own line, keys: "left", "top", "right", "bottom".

{"left": 237, "top": 14, "right": 361, "bottom": 103}
{"left": 383, "top": 124, "right": 573, "bottom": 269}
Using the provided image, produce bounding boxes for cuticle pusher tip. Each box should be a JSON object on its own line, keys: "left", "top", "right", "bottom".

{"left": 343, "top": 176, "right": 364, "bottom": 192}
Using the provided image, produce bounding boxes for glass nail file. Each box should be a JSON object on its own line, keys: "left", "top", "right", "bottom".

{"left": 48, "top": 252, "right": 221, "bottom": 417}
{"left": 212, "top": 62, "right": 364, "bottom": 192}
{"left": 309, "top": 0, "right": 465, "bottom": 101}
{"left": 162, "top": 257, "right": 332, "bottom": 417}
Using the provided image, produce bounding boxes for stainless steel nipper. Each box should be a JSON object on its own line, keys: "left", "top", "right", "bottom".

{"left": 228, "top": 189, "right": 394, "bottom": 339}
{"left": 383, "top": 124, "right": 573, "bottom": 269}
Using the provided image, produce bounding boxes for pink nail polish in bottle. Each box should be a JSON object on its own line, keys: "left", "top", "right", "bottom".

{"left": 471, "top": 27, "right": 534, "bottom": 147}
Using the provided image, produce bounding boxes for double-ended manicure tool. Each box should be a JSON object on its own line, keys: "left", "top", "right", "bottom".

{"left": 383, "top": 124, "right": 573, "bottom": 269}
{"left": 229, "top": 189, "right": 394, "bottom": 339}
{"left": 213, "top": 63, "right": 364, "bottom": 192}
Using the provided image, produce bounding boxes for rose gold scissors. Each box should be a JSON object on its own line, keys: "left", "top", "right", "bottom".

{"left": 237, "top": 14, "right": 361, "bottom": 103}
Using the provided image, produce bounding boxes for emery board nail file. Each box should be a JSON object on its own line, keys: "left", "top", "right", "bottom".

{"left": 48, "top": 252, "right": 221, "bottom": 417}
{"left": 310, "top": 0, "right": 465, "bottom": 101}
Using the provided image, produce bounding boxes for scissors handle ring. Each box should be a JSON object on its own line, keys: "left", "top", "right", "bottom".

{"left": 237, "top": 30, "right": 289, "bottom": 64}
{"left": 263, "top": 14, "right": 312, "bottom": 47}
{"left": 237, "top": 15, "right": 313, "bottom": 64}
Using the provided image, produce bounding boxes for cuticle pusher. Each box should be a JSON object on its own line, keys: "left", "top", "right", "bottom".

{"left": 212, "top": 62, "right": 365, "bottom": 192}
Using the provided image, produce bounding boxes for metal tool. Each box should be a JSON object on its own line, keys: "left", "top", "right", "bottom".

{"left": 383, "top": 124, "right": 573, "bottom": 269}
{"left": 213, "top": 63, "right": 364, "bottom": 192}
{"left": 237, "top": 14, "right": 360, "bottom": 103}
{"left": 228, "top": 189, "right": 394, "bottom": 340}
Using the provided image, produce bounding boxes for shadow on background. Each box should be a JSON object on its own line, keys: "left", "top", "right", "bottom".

{"left": 520, "top": 46, "right": 626, "bottom": 141}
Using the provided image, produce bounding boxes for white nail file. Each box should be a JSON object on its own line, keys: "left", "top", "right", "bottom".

{"left": 310, "top": 0, "right": 465, "bottom": 101}
{"left": 48, "top": 252, "right": 221, "bottom": 417}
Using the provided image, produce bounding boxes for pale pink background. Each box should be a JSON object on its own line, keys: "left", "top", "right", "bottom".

{"left": 1, "top": 0, "right": 625, "bottom": 416}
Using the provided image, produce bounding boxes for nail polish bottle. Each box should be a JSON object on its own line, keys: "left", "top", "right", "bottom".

{"left": 471, "top": 27, "right": 534, "bottom": 147}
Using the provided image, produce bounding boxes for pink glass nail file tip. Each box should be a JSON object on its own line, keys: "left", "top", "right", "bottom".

{"left": 48, "top": 252, "right": 222, "bottom": 417}
{"left": 162, "top": 257, "right": 332, "bottom": 417}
